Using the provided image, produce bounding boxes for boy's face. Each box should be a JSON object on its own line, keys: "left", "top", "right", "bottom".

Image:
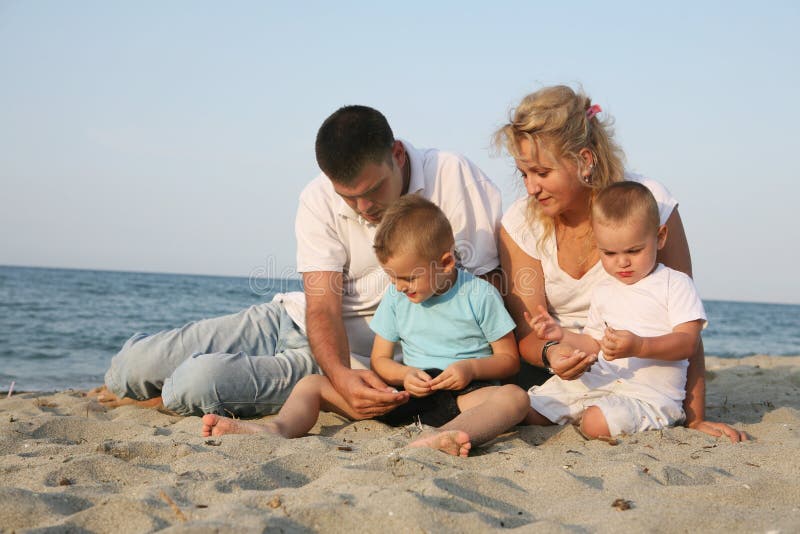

{"left": 594, "top": 217, "right": 667, "bottom": 285}
{"left": 381, "top": 251, "right": 455, "bottom": 304}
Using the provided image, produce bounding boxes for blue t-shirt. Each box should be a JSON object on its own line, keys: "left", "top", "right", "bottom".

{"left": 369, "top": 269, "right": 516, "bottom": 370}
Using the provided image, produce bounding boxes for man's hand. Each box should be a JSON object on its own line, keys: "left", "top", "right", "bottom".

{"left": 403, "top": 368, "right": 434, "bottom": 397}
{"left": 430, "top": 360, "right": 474, "bottom": 391}
{"left": 524, "top": 305, "right": 563, "bottom": 342}
{"left": 600, "top": 327, "right": 643, "bottom": 360}
{"left": 549, "top": 343, "right": 597, "bottom": 380}
{"left": 330, "top": 368, "right": 409, "bottom": 419}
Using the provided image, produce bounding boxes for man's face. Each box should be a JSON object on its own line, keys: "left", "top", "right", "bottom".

{"left": 331, "top": 144, "right": 405, "bottom": 224}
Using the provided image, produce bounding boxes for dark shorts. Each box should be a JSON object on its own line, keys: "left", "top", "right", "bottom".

{"left": 376, "top": 368, "right": 498, "bottom": 428}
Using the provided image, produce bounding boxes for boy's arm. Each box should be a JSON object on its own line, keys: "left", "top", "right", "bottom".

{"left": 369, "top": 335, "right": 408, "bottom": 386}
{"left": 429, "top": 331, "right": 520, "bottom": 391}
{"left": 601, "top": 320, "right": 704, "bottom": 361}
{"left": 370, "top": 335, "right": 435, "bottom": 397}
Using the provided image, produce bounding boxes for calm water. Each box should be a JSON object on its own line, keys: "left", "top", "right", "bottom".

{"left": 1, "top": 265, "right": 798, "bottom": 391}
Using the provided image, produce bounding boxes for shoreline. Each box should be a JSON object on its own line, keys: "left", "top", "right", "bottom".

{"left": 2, "top": 355, "right": 799, "bottom": 532}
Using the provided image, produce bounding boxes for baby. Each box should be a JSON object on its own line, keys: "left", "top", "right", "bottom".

{"left": 526, "top": 181, "right": 707, "bottom": 439}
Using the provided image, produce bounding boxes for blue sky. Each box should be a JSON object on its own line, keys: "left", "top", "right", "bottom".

{"left": 1, "top": 1, "right": 798, "bottom": 304}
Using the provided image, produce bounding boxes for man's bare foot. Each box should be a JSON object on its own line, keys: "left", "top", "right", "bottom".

{"left": 409, "top": 430, "right": 472, "bottom": 457}
{"left": 201, "top": 414, "right": 283, "bottom": 437}
{"left": 88, "top": 386, "right": 164, "bottom": 409}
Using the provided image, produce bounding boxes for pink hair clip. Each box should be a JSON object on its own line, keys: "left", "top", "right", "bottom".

{"left": 586, "top": 104, "right": 602, "bottom": 120}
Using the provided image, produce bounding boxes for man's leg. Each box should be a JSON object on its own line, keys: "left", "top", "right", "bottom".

{"left": 160, "top": 305, "right": 319, "bottom": 417}
{"left": 102, "top": 301, "right": 319, "bottom": 416}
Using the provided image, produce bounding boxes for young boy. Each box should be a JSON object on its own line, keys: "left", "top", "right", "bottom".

{"left": 202, "top": 196, "right": 530, "bottom": 456}
{"left": 525, "top": 181, "right": 707, "bottom": 439}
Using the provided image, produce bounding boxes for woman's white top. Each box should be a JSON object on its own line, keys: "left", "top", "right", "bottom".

{"left": 501, "top": 173, "right": 678, "bottom": 332}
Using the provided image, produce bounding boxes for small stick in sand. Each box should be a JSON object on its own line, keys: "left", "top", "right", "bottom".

{"left": 159, "top": 490, "right": 187, "bottom": 522}
{"left": 7, "top": 381, "right": 15, "bottom": 398}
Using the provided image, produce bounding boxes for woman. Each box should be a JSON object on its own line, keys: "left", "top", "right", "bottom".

{"left": 495, "top": 85, "right": 745, "bottom": 442}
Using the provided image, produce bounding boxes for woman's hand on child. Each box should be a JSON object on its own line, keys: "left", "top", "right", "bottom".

{"left": 549, "top": 344, "right": 597, "bottom": 380}
{"left": 601, "top": 328, "right": 643, "bottom": 360}
{"left": 430, "top": 361, "right": 474, "bottom": 391}
{"left": 403, "top": 368, "right": 434, "bottom": 397}
{"left": 525, "top": 305, "right": 563, "bottom": 341}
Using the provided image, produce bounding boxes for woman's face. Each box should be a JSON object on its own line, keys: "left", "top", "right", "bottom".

{"left": 514, "top": 137, "right": 591, "bottom": 218}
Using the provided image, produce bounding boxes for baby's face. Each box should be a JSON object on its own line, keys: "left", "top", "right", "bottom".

{"left": 594, "top": 219, "right": 665, "bottom": 285}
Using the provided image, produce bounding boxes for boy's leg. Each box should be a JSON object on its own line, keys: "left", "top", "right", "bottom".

{"left": 410, "top": 385, "right": 530, "bottom": 455}
{"left": 202, "top": 375, "right": 360, "bottom": 438}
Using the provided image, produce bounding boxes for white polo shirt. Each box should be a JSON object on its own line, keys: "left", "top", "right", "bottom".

{"left": 277, "top": 140, "right": 503, "bottom": 363}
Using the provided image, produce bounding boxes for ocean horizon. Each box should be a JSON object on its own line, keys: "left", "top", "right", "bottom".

{"left": 1, "top": 265, "right": 798, "bottom": 392}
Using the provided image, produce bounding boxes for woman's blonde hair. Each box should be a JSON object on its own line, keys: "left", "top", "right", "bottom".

{"left": 494, "top": 85, "right": 626, "bottom": 248}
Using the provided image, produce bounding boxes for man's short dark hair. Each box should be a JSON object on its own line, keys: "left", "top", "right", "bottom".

{"left": 315, "top": 105, "right": 395, "bottom": 184}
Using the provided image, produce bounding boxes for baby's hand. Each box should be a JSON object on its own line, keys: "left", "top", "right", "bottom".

{"left": 525, "top": 305, "right": 563, "bottom": 341}
{"left": 600, "top": 328, "right": 643, "bottom": 360}
{"left": 430, "top": 361, "right": 474, "bottom": 391}
{"left": 403, "top": 368, "right": 433, "bottom": 397}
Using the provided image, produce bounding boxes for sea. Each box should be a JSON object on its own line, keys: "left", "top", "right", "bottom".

{"left": 1, "top": 265, "right": 799, "bottom": 392}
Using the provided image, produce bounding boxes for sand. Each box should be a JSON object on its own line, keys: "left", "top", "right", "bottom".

{"left": 1, "top": 354, "right": 799, "bottom": 533}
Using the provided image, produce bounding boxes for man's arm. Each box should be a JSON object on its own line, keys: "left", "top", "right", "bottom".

{"left": 303, "top": 271, "right": 408, "bottom": 418}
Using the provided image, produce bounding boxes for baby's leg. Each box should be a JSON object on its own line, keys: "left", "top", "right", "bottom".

{"left": 578, "top": 405, "right": 611, "bottom": 439}
{"left": 202, "top": 375, "right": 357, "bottom": 438}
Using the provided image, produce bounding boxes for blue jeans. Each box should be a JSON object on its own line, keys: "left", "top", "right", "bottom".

{"left": 104, "top": 301, "right": 319, "bottom": 417}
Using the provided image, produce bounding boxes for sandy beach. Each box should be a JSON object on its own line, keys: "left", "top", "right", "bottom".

{"left": 1, "top": 354, "right": 798, "bottom": 533}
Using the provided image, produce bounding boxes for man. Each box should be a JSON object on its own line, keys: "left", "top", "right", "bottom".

{"left": 93, "top": 105, "right": 502, "bottom": 419}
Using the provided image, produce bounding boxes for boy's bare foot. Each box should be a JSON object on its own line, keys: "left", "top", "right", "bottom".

{"left": 201, "top": 414, "right": 283, "bottom": 437}
{"left": 87, "top": 385, "right": 164, "bottom": 409}
{"left": 409, "top": 430, "right": 472, "bottom": 457}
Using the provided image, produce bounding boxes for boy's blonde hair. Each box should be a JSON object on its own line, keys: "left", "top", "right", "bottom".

{"left": 373, "top": 195, "right": 455, "bottom": 264}
{"left": 494, "top": 85, "right": 626, "bottom": 247}
{"left": 592, "top": 181, "right": 660, "bottom": 233}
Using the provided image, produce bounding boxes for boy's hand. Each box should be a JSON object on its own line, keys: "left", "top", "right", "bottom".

{"left": 430, "top": 360, "right": 474, "bottom": 391}
{"left": 524, "top": 305, "right": 563, "bottom": 341}
{"left": 403, "top": 368, "right": 434, "bottom": 397}
{"left": 601, "top": 328, "right": 643, "bottom": 360}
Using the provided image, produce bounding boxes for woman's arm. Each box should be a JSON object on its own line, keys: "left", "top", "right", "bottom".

{"left": 498, "top": 227, "right": 593, "bottom": 379}
{"left": 657, "top": 209, "right": 746, "bottom": 442}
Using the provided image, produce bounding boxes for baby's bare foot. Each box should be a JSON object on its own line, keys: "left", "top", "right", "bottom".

{"left": 409, "top": 430, "right": 472, "bottom": 457}
{"left": 201, "top": 414, "right": 282, "bottom": 437}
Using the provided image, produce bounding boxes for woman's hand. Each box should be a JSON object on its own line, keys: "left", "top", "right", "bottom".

{"left": 524, "top": 305, "right": 563, "bottom": 342}
{"left": 687, "top": 419, "right": 749, "bottom": 443}
{"left": 548, "top": 343, "right": 597, "bottom": 380}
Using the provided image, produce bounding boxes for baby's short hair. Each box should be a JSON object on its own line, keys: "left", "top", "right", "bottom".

{"left": 592, "top": 181, "right": 660, "bottom": 233}
{"left": 373, "top": 195, "right": 455, "bottom": 264}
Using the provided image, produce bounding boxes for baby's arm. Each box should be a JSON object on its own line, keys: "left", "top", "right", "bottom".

{"left": 526, "top": 305, "right": 600, "bottom": 356}
{"left": 601, "top": 320, "right": 704, "bottom": 361}
{"left": 369, "top": 335, "right": 433, "bottom": 397}
{"left": 429, "top": 331, "right": 520, "bottom": 391}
